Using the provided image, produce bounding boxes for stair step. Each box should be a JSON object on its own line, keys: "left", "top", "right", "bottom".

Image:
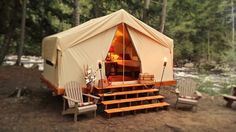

{"left": 105, "top": 102, "right": 170, "bottom": 114}
{"left": 95, "top": 83, "right": 155, "bottom": 90}
{"left": 102, "top": 95, "right": 164, "bottom": 106}
{"left": 98, "top": 89, "right": 159, "bottom": 97}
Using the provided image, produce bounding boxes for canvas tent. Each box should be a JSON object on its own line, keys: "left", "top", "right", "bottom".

{"left": 41, "top": 9, "right": 175, "bottom": 95}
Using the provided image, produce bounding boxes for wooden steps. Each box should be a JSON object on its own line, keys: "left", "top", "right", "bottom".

{"left": 105, "top": 102, "right": 170, "bottom": 118}
{"left": 102, "top": 95, "right": 164, "bottom": 105}
{"left": 98, "top": 89, "right": 158, "bottom": 97}
{"left": 95, "top": 83, "right": 169, "bottom": 118}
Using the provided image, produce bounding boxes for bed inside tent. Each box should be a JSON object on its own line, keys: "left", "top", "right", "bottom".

{"left": 105, "top": 24, "right": 141, "bottom": 85}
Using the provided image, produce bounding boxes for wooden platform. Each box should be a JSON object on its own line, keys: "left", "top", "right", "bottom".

{"left": 95, "top": 83, "right": 155, "bottom": 90}
{"left": 108, "top": 75, "right": 135, "bottom": 82}
{"left": 94, "top": 83, "right": 155, "bottom": 95}
{"left": 95, "top": 83, "right": 169, "bottom": 118}
{"left": 98, "top": 89, "right": 158, "bottom": 97}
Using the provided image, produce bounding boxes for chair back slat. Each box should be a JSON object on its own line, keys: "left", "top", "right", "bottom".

{"left": 64, "top": 81, "right": 83, "bottom": 108}
{"left": 177, "top": 78, "right": 197, "bottom": 97}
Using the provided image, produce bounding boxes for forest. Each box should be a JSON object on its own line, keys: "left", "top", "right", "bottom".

{"left": 1, "top": 1, "right": 236, "bottom": 131}
{"left": 0, "top": 0, "right": 235, "bottom": 67}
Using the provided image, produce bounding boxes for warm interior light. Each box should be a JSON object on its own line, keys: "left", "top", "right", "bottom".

{"left": 163, "top": 57, "right": 167, "bottom": 66}
{"left": 108, "top": 46, "right": 115, "bottom": 61}
{"left": 164, "top": 57, "right": 167, "bottom": 63}
{"left": 109, "top": 46, "right": 115, "bottom": 53}
{"left": 98, "top": 60, "right": 102, "bottom": 69}
{"left": 116, "top": 30, "right": 123, "bottom": 37}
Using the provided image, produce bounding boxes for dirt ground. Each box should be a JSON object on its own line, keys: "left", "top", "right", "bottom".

{"left": 0, "top": 66, "right": 235, "bottom": 132}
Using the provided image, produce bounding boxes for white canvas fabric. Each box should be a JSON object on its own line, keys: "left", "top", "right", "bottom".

{"left": 42, "top": 9, "right": 174, "bottom": 89}
{"left": 127, "top": 27, "right": 173, "bottom": 82}
{"left": 42, "top": 9, "right": 172, "bottom": 64}
{"left": 59, "top": 27, "right": 117, "bottom": 86}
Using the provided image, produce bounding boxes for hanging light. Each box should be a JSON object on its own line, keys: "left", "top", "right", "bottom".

{"left": 163, "top": 57, "right": 167, "bottom": 66}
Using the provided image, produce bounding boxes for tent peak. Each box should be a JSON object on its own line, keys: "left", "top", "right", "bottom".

{"left": 109, "top": 9, "right": 130, "bottom": 16}
{"left": 117, "top": 9, "right": 127, "bottom": 13}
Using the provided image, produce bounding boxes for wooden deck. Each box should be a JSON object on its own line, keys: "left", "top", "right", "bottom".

{"left": 95, "top": 83, "right": 155, "bottom": 90}
{"left": 98, "top": 89, "right": 158, "bottom": 97}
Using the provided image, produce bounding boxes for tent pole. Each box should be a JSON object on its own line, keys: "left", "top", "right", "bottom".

{"left": 159, "top": 60, "right": 167, "bottom": 89}
{"left": 122, "top": 23, "right": 125, "bottom": 84}
{"left": 98, "top": 62, "right": 103, "bottom": 95}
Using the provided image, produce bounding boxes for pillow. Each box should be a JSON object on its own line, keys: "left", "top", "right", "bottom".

{"left": 117, "top": 55, "right": 123, "bottom": 60}
{"left": 111, "top": 54, "right": 119, "bottom": 60}
{"left": 132, "top": 56, "right": 138, "bottom": 61}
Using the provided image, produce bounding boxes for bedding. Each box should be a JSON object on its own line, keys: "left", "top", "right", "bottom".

{"left": 109, "top": 53, "right": 140, "bottom": 68}
{"left": 114, "top": 60, "right": 140, "bottom": 68}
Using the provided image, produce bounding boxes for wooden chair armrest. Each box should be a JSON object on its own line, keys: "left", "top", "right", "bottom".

{"left": 83, "top": 93, "right": 100, "bottom": 100}
{"left": 63, "top": 96, "right": 80, "bottom": 103}
{"left": 175, "top": 89, "right": 180, "bottom": 95}
{"left": 195, "top": 91, "right": 202, "bottom": 99}
{"left": 169, "top": 89, "right": 178, "bottom": 94}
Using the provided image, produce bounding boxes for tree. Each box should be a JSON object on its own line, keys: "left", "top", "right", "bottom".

{"left": 73, "top": 0, "right": 80, "bottom": 26}
{"left": 0, "top": 0, "right": 21, "bottom": 65}
{"left": 160, "top": 0, "right": 167, "bottom": 33}
{"left": 16, "top": 0, "right": 27, "bottom": 66}
{"left": 143, "top": 0, "right": 150, "bottom": 23}
{"left": 92, "top": 0, "right": 104, "bottom": 17}
{"left": 0, "top": 0, "right": 233, "bottom": 66}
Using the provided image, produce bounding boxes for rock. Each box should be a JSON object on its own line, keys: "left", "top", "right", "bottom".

{"left": 164, "top": 123, "right": 182, "bottom": 132}
{"left": 184, "top": 63, "right": 194, "bottom": 68}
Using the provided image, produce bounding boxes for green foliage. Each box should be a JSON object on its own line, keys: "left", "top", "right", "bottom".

{"left": 0, "top": 0, "right": 235, "bottom": 64}
{"left": 167, "top": 0, "right": 233, "bottom": 64}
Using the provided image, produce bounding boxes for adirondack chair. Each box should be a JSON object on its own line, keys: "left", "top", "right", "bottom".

{"left": 62, "top": 81, "right": 100, "bottom": 122}
{"left": 175, "top": 78, "right": 202, "bottom": 111}
{"left": 223, "top": 86, "right": 236, "bottom": 108}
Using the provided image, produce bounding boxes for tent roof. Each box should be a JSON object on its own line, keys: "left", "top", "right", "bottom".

{"left": 43, "top": 9, "right": 173, "bottom": 51}
{"left": 42, "top": 9, "right": 173, "bottom": 64}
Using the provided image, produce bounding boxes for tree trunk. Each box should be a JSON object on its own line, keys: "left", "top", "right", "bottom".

{"left": 16, "top": 0, "right": 27, "bottom": 66}
{"left": 73, "top": 0, "right": 80, "bottom": 26}
{"left": 0, "top": 34, "right": 12, "bottom": 65}
{"left": 207, "top": 31, "right": 211, "bottom": 63}
{"left": 143, "top": 0, "right": 150, "bottom": 23}
{"left": 160, "top": 0, "right": 167, "bottom": 33}
{"left": 92, "top": 0, "right": 103, "bottom": 17}
{"left": 232, "top": 0, "right": 235, "bottom": 55}
{"left": 0, "top": 1, "right": 19, "bottom": 65}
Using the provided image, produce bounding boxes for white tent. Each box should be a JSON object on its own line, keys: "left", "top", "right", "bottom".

{"left": 41, "top": 9, "right": 175, "bottom": 95}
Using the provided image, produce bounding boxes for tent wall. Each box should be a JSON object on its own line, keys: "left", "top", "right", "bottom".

{"left": 42, "top": 37, "right": 58, "bottom": 64}
{"left": 128, "top": 27, "right": 173, "bottom": 82}
{"left": 42, "top": 61, "right": 58, "bottom": 87}
{"left": 58, "top": 27, "right": 117, "bottom": 87}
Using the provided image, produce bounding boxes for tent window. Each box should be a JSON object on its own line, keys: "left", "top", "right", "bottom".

{"left": 46, "top": 60, "right": 54, "bottom": 66}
